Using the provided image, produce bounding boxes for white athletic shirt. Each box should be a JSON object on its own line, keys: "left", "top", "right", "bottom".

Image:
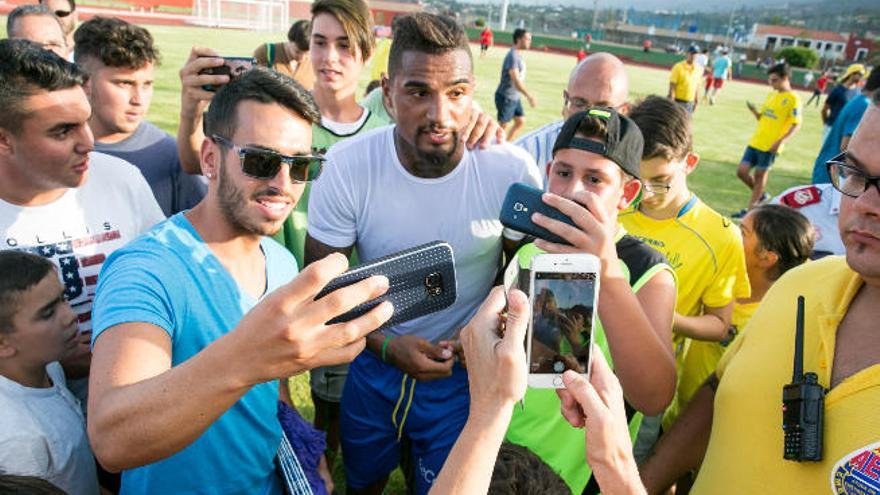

{"left": 0, "top": 152, "right": 165, "bottom": 405}
{"left": 0, "top": 362, "right": 99, "bottom": 495}
{"left": 308, "top": 125, "right": 543, "bottom": 342}
{"left": 320, "top": 105, "right": 371, "bottom": 135}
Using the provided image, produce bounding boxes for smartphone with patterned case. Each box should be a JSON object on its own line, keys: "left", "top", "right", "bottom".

{"left": 315, "top": 241, "right": 457, "bottom": 328}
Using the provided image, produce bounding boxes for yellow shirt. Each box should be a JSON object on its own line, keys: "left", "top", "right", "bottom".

{"left": 666, "top": 300, "right": 760, "bottom": 430}
{"left": 669, "top": 61, "right": 702, "bottom": 102}
{"left": 370, "top": 37, "right": 392, "bottom": 81}
{"left": 748, "top": 90, "right": 802, "bottom": 152}
{"left": 620, "top": 196, "right": 750, "bottom": 425}
{"left": 693, "top": 257, "right": 880, "bottom": 495}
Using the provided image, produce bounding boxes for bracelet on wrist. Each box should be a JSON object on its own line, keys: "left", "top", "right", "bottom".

{"left": 381, "top": 334, "right": 394, "bottom": 362}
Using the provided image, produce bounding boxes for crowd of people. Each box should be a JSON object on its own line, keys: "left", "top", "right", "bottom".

{"left": 1, "top": 1, "right": 878, "bottom": 495}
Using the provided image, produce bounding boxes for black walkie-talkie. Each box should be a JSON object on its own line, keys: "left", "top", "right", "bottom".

{"left": 782, "top": 296, "right": 825, "bottom": 461}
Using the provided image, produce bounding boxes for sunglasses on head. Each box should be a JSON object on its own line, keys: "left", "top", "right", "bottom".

{"left": 211, "top": 135, "right": 324, "bottom": 183}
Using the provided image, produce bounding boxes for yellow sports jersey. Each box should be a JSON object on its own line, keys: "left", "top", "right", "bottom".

{"left": 748, "top": 90, "right": 802, "bottom": 152}
{"left": 664, "top": 300, "right": 759, "bottom": 430}
{"left": 370, "top": 37, "right": 392, "bottom": 81}
{"left": 620, "top": 195, "right": 750, "bottom": 323}
{"left": 693, "top": 257, "right": 880, "bottom": 495}
{"left": 669, "top": 61, "right": 702, "bottom": 102}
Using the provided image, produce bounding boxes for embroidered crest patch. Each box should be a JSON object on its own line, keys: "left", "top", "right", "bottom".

{"left": 831, "top": 441, "right": 880, "bottom": 494}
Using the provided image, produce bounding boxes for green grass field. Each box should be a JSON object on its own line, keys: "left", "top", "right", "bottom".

{"left": 2, "top": 20, "right": 824, "bottom": 493}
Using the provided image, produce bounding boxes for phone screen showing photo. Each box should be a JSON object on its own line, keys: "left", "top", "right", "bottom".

{"left": 529, "top": 272, "right": 595, "bottom": 374}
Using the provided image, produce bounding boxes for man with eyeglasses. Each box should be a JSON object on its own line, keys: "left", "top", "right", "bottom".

{"left": 516, "top": 52, "right": 629, "bottom": 181}
{"left": 87, "top": 68, "right": 393, "bottom": 494}
{"left": 640, "top": 101, "right": 880, "bottom": 495}
{"left": 733, "top": 62, "right": 802, "bottom": 218}
{"left": 5, "top": 4, "right": 69, "bottom": 58}
{"left": 38, "top": 0, "right": 76, "bottom": 54}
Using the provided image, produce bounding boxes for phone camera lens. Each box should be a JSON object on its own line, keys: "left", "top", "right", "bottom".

{"left": 425, "top": 272, "right": 443, "bottom": 296}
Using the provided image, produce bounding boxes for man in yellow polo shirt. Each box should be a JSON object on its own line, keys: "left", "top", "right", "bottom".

{"left": 734, "top": 62, "right": 802, "bottom": 218}
{"left": 667, "top": 46, "right": 702, "bottom": 114}
{"left": 641, "top": 100, "right": 880, "bottom": 495}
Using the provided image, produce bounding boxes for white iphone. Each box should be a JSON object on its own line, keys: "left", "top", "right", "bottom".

{"left": 527, "top": 253, "right": 599, "bottom": 388}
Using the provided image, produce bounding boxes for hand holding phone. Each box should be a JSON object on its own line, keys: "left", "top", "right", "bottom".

{"left": 314, "top": 241, "right": 457, "bottom": 329}
{"left": 199, "top": 56, "right": 256, "bottom": 92}
{"left": 500, "top": 183, "right": 577, "bottom": 245}
{"left": 527, "top": 253, "right": 599, "bottom": 388}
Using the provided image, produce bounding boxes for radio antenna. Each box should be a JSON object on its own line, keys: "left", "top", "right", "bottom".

{"left": 792, "top": 296, "right": 805, "bottom": 383}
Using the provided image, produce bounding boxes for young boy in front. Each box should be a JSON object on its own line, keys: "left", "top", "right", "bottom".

{"left": 0, "top": 251, "right": 98, "bottom": 495}
{"left": 734, "top": 62, "right": 802, "bottom": 217}
{"left": 619, "top": 95, "right": 750, "bottom": 440}
{"left": 505, "top": 108, "right": 677, "bottom": 494}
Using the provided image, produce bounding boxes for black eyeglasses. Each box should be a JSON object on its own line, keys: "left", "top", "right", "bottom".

{"left": 826, "top": 152, "right": 880, "bottom": 199}
{"left": 54, "top": 9, "right": 72, "bottom": 17}
{"left": 212, "top": 135, "right": 324, "bottom": 183}
{"left": 642, "top": 182, "right": 673, "bottom": 194}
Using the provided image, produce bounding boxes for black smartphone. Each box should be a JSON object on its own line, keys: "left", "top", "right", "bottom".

{"left": 200, "top": 56, "right": 256, "bottom": 92}
{"left": 499, "top": 183, "right": 577, "bottom": 245}
{"left": 315, "top": 241, "right": 457, "bottom": 329}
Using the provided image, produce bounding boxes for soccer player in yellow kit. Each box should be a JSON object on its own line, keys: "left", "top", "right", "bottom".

{"left": 734, "top": 62, "right": 802, "bottom": 218}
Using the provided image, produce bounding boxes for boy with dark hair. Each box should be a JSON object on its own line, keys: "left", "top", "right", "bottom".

{"left": 620, "top": 95, "right": 749, "bottom": 439}
{"left": 306, "top": 12, "right": 541, "bottom": 495}
{"left": 253, "top": 19, "right": 315, "bottom": 90}
{"left": 74, "top": 16, "right": 206, "bottom": 217}
{"left": 489, "top": 443, "right": 571, "bottom": 494}
{"left": 0, "top": 251, "right": 98, "bottom": 495}
{"left": 505, "top": 108, "right": 676, "bottom": 494}
{"left": 734, "top": 62, "right": 802, "bottom": 216}
{"left": 494, "top": 27, "right": 536, "bottom": 140}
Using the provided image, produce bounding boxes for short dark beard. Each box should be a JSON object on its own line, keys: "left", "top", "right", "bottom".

{"left": 216, "top": 157, "right": 279, "bottom": 237}
{"left": 393, "top": 127, "right": 463, "bottom": 179}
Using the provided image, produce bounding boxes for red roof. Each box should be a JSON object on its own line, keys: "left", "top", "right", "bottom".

{"left": 755, "top": 24, "right": 845, "bottom": 43}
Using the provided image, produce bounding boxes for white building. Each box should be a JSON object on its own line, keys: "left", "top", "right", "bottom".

{"left": 748, "top": 24, "right": 847, "bottom": 61}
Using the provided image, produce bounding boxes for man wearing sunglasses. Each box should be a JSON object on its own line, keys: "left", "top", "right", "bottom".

{"left": 87, "top": 67, "right": 394, "bottom": 494}
{"left": 640, "top": 101, "right": 880, "bottom": 495}
{"left": 306, "top": 14, "right": 541, "bottom": 495}
{"left": 38, "top": 0, "right": 76, "bottom": 54}
{"left": 516, "top": 52, "right": 630, "bottom": 180}
{"left": 6, "top": 4, "right": 69, "bottom": 58}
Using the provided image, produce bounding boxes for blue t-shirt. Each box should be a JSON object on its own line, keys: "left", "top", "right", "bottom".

{"left": 92, "top": 213, "right": 299, "bottom": 495}
{"left": 95, "top": 122, "right": 207, "bottom": 217}
{"left": 712, "top": 56, "right": 731, "bottom": 79}
{"left": 812, "top": 93, "right": 870, "bottom": 184}
{"left": 496, "top": 48, "right": 525, "bottom": 100}
{"left": 825, "top": 85, "right": 859, "bottom": 127}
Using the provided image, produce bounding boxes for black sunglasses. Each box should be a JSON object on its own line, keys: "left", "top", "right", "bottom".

{"left": 212, "top": 135, "right": 324, "bottom": 183}
{"left": 826, "top": 152, "right": 880, "bottom": 199}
